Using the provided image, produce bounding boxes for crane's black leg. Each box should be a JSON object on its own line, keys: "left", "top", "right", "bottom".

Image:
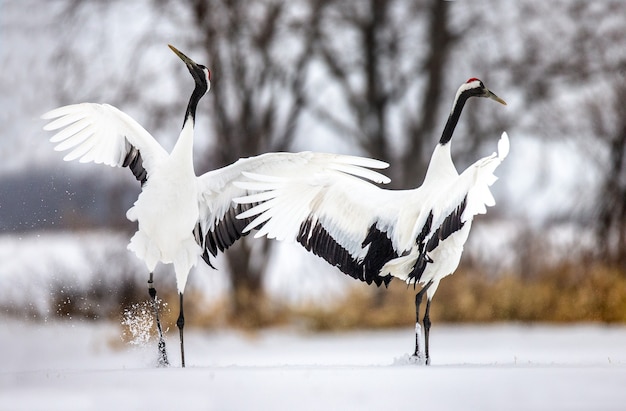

{"left": 148, "top": 273, "right": 169, "bottom": 367}
{"left": 423, "top": 298, "right": 432, "bottom": 365}
{"left": 412, "top": 281, "right": 432, "bottom": 364}
{"left": 177, "top": 292, "right": 185, "bottom": 368}
{"left": 412, "top": 287, "right": 427, "bottom": 358}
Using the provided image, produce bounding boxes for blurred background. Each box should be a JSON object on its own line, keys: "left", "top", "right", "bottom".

{"left": 1, "top": 0, "right": 625, "bottom": 333}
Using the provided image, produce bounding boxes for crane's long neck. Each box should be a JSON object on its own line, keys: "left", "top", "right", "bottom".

{"left": 172, "top": 85, "right": 205, "bottom": 167}
{"left": 423, "top": 91, "right": 472, "bottom": 184}
{"left": 184, "top": 85, "right": 205, "bottom": 127}
{"left": 439, "top": 93, "right": 470, "bottom": 146}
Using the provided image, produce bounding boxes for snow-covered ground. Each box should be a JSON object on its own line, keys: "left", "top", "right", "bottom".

{"left": 2, "top": 228, "right": 620, "bottom": 410}
{"left": 1, "top": 320, "right": 625, "bottom": 411}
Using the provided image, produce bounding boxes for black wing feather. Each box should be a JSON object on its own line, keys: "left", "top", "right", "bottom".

{"left": 197, "top": 202, "right": 258, "bottom": 268}
{"left": 122, "top": 143, "right": 148, "bottom": 185}
{"left": 408, "top": 195, "right": 468, "bottom": 283}
{"left": 297, "top": 218, "right": 395, "bottom": 287}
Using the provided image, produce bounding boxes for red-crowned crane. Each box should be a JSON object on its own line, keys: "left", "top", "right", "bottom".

{"left": 41, "top": 45, "right": 391, "bottom": 367}
{"left": 234, "top": 78, "right": 508, "bottom": 365}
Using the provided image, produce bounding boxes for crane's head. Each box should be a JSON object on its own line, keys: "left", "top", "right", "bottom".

{"left": 440, "top": 78, "right": 507, "bottom": 145}
{"left": 169, "top": 44, "right": 211, "bottom": 95}
{"left": 457, "top": 78, "right": 506, "bottom": 106}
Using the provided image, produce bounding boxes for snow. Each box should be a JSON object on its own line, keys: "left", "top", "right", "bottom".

{"left": 1, "top": 320, "right": 626, "bottom": 411}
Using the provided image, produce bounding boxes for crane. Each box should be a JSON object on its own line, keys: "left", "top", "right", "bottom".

{"left": 233, "top": 78, "right": 508, "bottom": 365}
{"left": 42, "top": 45, "right": 391, "bottom": 367}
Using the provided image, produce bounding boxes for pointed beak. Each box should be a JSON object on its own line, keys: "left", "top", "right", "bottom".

{"left": 168, "top": 44, "right": 200, "bottom": 69}
{"left": 486, "top": 89, "right": 507, "bottom": 106}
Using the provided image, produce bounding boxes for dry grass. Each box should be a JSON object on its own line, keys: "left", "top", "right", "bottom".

{"left": 435, "top": 263, "right": 626, "bottom": 323}
{"left": 287, "top": 262, "right": 626, "bottom": 330}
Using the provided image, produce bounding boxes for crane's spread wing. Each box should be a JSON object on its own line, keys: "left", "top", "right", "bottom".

{"left": 42, "top": 103, "right": 169, "bottom": 184}
{"left": 194, "top": 151, "right": 391, "bottom": 269}
{"left": 236, "top": 133, "right": 510, "bottom": 288}
{"left": 232, "top": 155, "right": 428, "bottom": 287}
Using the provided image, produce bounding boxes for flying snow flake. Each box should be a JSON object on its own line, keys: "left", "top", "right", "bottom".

{"left": 121, "top": 299, "right": 169, "bottom": 347}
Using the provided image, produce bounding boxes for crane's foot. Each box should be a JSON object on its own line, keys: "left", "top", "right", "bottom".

{"left": 409, "top": 322, "right": 429, "bottom": 365}
{"left": 408, "top": 353, "right": 427, "bottom": 365}
{"left": 392, "top": 352, "right": 427, "bottom": 366}
{"left": 157, "top": 334, "right": 169, "bottom": 367}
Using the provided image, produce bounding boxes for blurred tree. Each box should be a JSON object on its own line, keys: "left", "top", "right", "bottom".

{"left": 480, "top": 2, "right": 626, "bottom": 266}
{"left": 308, "top": 0, "right": 462, "bottom": 187}
{"left": 591, "top": 80, "right": 626, "bottom": 265}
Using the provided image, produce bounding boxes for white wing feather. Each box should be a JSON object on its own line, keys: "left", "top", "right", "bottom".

{"left": 195, "top": 151, "right": 390, "bottom": 239}
{"left": 42, "top": 103, "right": 168, "bottom": 173}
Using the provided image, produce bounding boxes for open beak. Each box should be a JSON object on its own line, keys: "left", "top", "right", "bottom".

{"left": 486, "top": 89, "right": 507, "bottom": 106}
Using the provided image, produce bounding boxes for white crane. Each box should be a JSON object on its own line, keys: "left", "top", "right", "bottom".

{"left": 234, "top": 78, "right": 508, "bottom": 365}
{"left": 41, "top": 45, "right": 391, "bottom": 367}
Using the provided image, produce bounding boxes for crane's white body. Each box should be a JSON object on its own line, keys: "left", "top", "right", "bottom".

{"left": 42, "top": 103, "right": 391, "bottom": 294}
{"left": 126, "top": 118, "right": 200, "bottom": 291}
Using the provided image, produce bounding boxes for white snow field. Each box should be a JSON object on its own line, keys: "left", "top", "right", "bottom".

{"left": 1, "top": 320, "right": 626, "bottom": 411}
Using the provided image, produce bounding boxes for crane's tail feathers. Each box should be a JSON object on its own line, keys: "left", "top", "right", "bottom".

{"left": 128, "top": 231, "right": 160, "bottom": 273}
{"left": 172, "top": 238, "right": 202, "bottom": 293}
{"left": 126, "top": 205, "right": 138, "bottom": 222}
{"left": 462, "top": 131, "right": 509, "bottom": 219}
{"left": 498, "top": 132, "right": 510, "bottom": 160}
{"left": 380, "top": 252, "right": 418, "bottom": 283}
